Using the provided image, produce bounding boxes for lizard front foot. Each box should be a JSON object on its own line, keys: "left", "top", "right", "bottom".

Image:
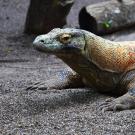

{"left": 26, "top": 70, "right": 84, "bottom": 91}
{"left": 99, "top": 93, "right": 135, "bottom": 112}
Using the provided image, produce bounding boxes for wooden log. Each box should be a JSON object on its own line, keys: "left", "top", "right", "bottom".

{"left": 24, "top": 0, "right": 74, "bottom": 34}
{"left": 79, "top": 0, "right": 135, "bottom": 35}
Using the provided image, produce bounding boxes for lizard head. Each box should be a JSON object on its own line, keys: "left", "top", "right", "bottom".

{"left": 33, "top": 28, "right": 86, "bottom": 55}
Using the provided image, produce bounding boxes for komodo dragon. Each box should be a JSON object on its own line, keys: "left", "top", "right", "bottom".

{"left": 27, "top": 28, "right": 135, "bottom": 112}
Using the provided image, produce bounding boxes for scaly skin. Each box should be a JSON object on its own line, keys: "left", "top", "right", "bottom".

{"left": 27, "top": 28, "right": 135, "bottom": 112}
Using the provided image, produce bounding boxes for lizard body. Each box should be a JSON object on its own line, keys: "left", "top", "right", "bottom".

{"left": 28, "top": 28, "right": 135, "bottom": 111}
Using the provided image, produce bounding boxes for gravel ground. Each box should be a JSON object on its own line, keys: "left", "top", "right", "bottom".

{"left": 1, "top": 0, "right": 135, "bottom": 135}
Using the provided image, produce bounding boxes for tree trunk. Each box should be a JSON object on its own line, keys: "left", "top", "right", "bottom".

{"left": 24, "top": 0, "right": 74, "bottom": 34}
{"left": 79, "top": 0, "right": 135, "bottom": 35}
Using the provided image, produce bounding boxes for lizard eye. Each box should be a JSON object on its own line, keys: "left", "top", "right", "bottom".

{"left": 59, "top": 33, "right": 71, "bottom": 44}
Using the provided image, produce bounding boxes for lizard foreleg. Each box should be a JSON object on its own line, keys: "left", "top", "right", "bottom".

{"left": 26, "top": 69, "right": 84, "bottom": 90}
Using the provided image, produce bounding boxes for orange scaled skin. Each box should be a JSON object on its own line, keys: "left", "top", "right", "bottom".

{"left": 86, "top": 37, "right": 135, "bottom": 73}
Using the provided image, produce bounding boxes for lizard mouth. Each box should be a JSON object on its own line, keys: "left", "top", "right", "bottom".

{"left": 33, "top": 43, "right": 64, "bottom": 54}
{"left": 33, "top": 43, "right": 55, "bottom": 53}
{"left": 33, "top": 41, "right": 81, "bottom": 54}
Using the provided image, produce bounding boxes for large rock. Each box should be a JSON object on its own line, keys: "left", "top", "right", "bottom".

{"left": 79, "top": 0, "right": 135, "bottom": 35}
{"left": 24, "top": 0, "right": 74, "bottom": 34}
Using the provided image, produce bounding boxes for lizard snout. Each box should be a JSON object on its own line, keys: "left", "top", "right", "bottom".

{"left": 33, "top": 36, "right": 44, "bottom": 46}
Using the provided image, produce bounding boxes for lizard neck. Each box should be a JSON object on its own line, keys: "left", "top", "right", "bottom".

{"left": 56, "top": 53, "right": 87, "bottom": 71}
{"left": 83, "top": 31, "right": 131, "bottom": 73}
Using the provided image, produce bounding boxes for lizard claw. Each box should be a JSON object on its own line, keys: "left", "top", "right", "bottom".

{"left": 26, "top": 82, "right": 47, "bottom": 91}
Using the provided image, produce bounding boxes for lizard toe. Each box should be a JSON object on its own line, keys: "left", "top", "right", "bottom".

{"left": 101, "top": 105, "right": 114, "bottom": 113}
{"left": 99, "top": 101, "right": 112, "bottom": 112}
{"left": 99, "top": 98, "right": 113, "bottom": 109}
{"left": 26, "top": 82, "right": 47, "bottom": 91}
{"left": 105, "top": 98, "right": 113, "bottom": 102}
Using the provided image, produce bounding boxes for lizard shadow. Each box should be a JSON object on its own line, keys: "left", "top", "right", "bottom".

{"left": 22, "top": 88, "right": 103, "bottom": 116}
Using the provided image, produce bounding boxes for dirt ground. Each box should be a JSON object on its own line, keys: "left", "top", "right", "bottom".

{"left": 1, "top": 0, "right": 135, "bottom": 135}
